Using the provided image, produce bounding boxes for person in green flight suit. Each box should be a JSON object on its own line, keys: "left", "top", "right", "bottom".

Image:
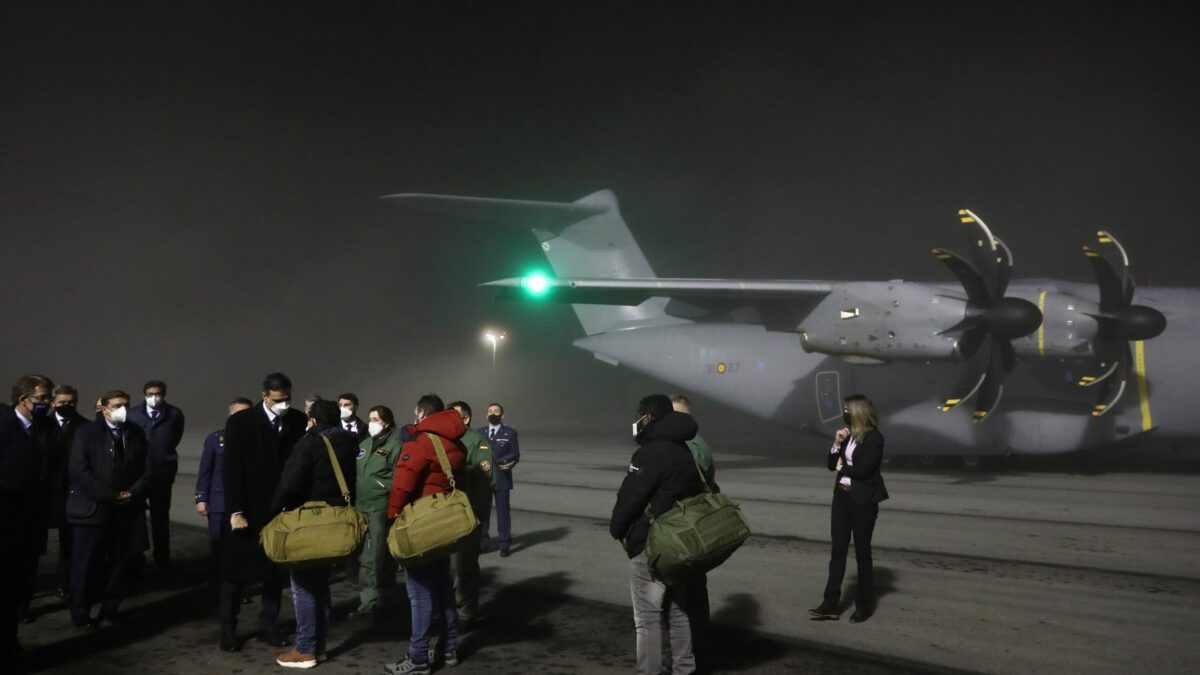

{"left": 448, "top": 401, "right": 494, "bottom": 630}
{"left": 349, "top": 405, "right": 403, "bottom": 621}
{"left": 670, "top": 394, "right": 716, "bottom": 673}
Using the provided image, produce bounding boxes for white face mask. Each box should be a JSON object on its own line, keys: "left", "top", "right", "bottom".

{"left": 109, "top": 406, "right": 128, "bottom": 424}
{"left": 145, "top": 395, "right": 162, "bottom": 409}
{"left": 340, "top": 406, "right": 353, "bottom": 420}
{"left": 368, "top": 422, "right": 384, "bottom": 437}
{"left": 270, "top": 401, "right": 290, "bottom": 415}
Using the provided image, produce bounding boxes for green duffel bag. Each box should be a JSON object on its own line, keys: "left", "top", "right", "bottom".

{"left": 261, "top": 436, "right": 367, "bottom": 567}
{"left": 387, "top": 434, "right": 479, "bottom": 566}
{"left": 644, "top": 459, "right": 751, "bottom": 586}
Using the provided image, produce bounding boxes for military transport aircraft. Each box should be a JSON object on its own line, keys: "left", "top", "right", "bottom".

{"left": 383, "top": 190, "right": 1196, "bottom": 458}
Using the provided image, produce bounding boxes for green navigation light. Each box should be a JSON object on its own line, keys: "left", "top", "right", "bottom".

{"left": 521, "top": 273, "right": 550, "bottom": 296}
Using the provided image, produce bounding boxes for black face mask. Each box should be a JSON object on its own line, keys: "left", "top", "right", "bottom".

{"left": 487, "top": 414, "right": 502, "bottom": 426}
{"left": 842, "top": 411, "right": 852, "bottom": 425}
{"left": 56, "top": 404, "right": 77, "bottom": 417}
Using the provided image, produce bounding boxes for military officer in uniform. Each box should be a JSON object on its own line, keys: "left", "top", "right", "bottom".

{"left": 448, "top": 401, "right": 494, "bottom": 629}
{"left": 195, "top": 398, "right": 254, "bottom": 597}
{"left": 480, "top": 403, "right": 519, "bottom": 556}
{"left": 350, "top": 405, "right": 403, "bottom": 620}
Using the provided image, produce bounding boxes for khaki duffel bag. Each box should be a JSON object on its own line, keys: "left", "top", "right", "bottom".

{"left": 387, "top": 433, "right": 478, "bottom": 566}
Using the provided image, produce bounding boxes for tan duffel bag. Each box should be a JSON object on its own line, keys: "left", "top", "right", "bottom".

{"left": 261, "top": 436, "right": 366, "bottom": 567}
{"left": 387, "top": 433, "right": 478, "bottom": 566}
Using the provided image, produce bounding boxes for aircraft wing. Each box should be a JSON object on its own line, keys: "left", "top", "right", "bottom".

{"left": 484, "top": 277, "right": 832, "bottom": 330}
{"left": 484, "top": 277, "right": 832, "bottom": 303}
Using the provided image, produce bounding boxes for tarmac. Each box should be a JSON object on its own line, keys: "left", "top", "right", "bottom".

{"left": 14, "top": 433, "right": 1200, "bottom": 674}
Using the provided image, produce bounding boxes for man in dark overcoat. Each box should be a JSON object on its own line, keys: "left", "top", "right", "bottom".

{"left": 217, "top": 372, "right": 306, "bottom": 652}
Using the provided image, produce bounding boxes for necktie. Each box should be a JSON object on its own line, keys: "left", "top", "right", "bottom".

{"left": 489, "top": 428, "right": 495, "bottom": 440}
{"left": 274, "top": 416, "right": 284, "bottom": 434}
{"left": 345, "top": 422, "right": 353, "bottom": 433}
{"left": 151, "top": 409, "right": 160, "bottom": 421}
{"left": 111, "top": 426, "right": 125, "bottom": 454}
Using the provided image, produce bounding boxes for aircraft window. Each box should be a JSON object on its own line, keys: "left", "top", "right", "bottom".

{"left": 1067, "top": 303, "right": 1076, "bottom": 311}
{"left": 1066, "top": 319, "right": 1074, "bottom": 327}
{"left": 893, "top": 300, "right": 900, "bottom": 308}
{"left": 839, "top": 337, "right": 848, "bottom": 345}
{"left": 887, "top": 331, "right": 896, "bottom": 339}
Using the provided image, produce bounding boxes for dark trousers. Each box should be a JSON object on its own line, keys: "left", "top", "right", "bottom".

{"left": 56, "top": 526, "right": 73, "bottom": 593}
{"left": 823, "top": 489, "right": 879, "bottom": 607}
{"left": 0, "top": 500, "right": 33, "bottom": 649}
{"left": 219, "top": 572, "right": 283, "bottom": 633}
{"left": 205, "top": 512, "right": 228, "bottom": 591}
{"left": 687, "top": 574, "right": 711, "bottom": 674}
{"left": 71, "top": 514, "right": 144, "bottom": 620}
{"left": 488, "top": 489, "right": 512, "bottom": 549}
{"left": 147, "top": 464, "right": 176, "bottom": 566}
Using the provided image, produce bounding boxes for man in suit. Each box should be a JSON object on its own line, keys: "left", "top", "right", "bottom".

{"left": 195, "top": 397, "right": 253, "bottom": 598}
{"left": 479, "top": 402, "right": 519, "bottom": 557}
{"left": 66, "top": 389, "right": 155, "bottom": 628}
{"left": 127, "top": 379, "right": 186, "bottom": 573}
{"left": 0, "top": 374, "right": 54, "bottom": 663}
{"left": 337, "top": 392, "right": 369, "bottom": 442}
{"left": 26, "top": 385, "right": 88, "bottom": 615}
{"left": 218, "top": 372, "right": 306, "bottom": 652}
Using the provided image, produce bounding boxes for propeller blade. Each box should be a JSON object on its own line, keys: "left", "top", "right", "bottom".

{"left": 941, "top": 335, "right": 991, "bottom": 411}
{"left": 932, "top": 247, "right": 991, "bottom": 307}
{"left": 999, "top": 338, "right": 1016, "bottom": 373}
{"left": 993, "top": 236, "right": 1015, "bottom": 297}
{"left": 972, "top": 348, "right": 1007, "bottom": 422}
{"left": 1083, "top": 243, "right": 1128, "bottom": 314}
{"left": 1090, "top": 343, "right": 1132, "bottom": 417}
{"left": 955, "top": 326, "right": 987, "bottom": 360}
{"left": 958, "top": 209, "right": 1004, "bottom": 298}
{"left": 1077, "top": 338, "right": 1122, "bottom": 387}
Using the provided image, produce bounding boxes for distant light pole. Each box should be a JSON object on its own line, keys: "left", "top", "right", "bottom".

{"left": 483, "top": 330, "right": 506, "bottom": 395}
{"left": 483, "top": 329, "right": 506, "bottom": 367}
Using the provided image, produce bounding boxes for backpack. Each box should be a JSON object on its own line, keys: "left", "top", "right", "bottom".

{"left": 387, "top": 433, "right": 479, "bottom": 566}
{"left": 644, "top": 453, "right": 751, "bottom": 586}
{"left": 260, "top": 436, "right": 367, "bottom": 567}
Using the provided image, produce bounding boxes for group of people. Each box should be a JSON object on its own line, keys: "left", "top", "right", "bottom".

{"left": 610, "top": 393, "right": 887, "bottom": 675}
{"left": 0, "top": 372, "right": 522, "bottom": 674}
{"left": 3, "top": 369, "right": 888, "bottom": 675}
{"left": 1, "top": 374, "right": 185, "bottom": 663}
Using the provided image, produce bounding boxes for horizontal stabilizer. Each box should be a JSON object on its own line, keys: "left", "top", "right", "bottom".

{"left": 379, "top": 193, "right": 608, "bottom": 234}
{"left": 483, "top": 277, "right": 832, "bottom": 306}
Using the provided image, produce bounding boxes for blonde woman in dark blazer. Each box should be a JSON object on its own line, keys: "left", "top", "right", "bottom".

{"left": 810, "top": 394, "right": 888, "bottom": 623}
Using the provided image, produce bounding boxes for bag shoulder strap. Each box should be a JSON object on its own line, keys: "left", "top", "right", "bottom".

{"left": 320, "top": 435, "right": 352, "bottom": 505}
{"left": 425, "top": 433, "right": 457, "bottom": 491}
{"left": 644, "top": 441, "right": 713, "bottom": 522}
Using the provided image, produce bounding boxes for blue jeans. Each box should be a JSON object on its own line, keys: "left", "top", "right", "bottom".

{"left": 404, "top": 558, "right": 457, "bottom": 662}
{"left": 290, "top": 567, "right": 331, "bottom": 655}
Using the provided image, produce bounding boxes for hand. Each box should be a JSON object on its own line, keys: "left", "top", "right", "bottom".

{"left": 836, "top": 458, "right": 844, "bottom": 471}
{"left": 116, "top": 491, "right": 132, "bottom": 504}
{"left": 834, "top": 427, "right": 850, "bottom": 444}
{"left": 499, "top": 461, "right": 515, "bottom": 470}
{"left": 196, "top": 502, "right": 209, "bottom": 517}
{"left": 230, "top": 513, "right": 249, "bottom": 530}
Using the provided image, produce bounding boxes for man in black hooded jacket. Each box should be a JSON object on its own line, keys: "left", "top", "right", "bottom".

{"left": 610, "top": 394, "right": 706, "bottom": 675}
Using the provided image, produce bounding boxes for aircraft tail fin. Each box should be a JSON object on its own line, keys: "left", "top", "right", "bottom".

{"left": 383, "top": 190, "right": 673, "bottom": 335}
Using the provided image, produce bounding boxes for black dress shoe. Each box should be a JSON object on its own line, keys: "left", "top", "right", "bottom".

{"left": 499, "top": 548, "right": 511, "bottom": 558}
{"left": 220, "top": 631, "right": 240, "bottom": 652}
{"left": 18, "top": 607, "right": 34, "bottom": 624}
{"left": 849, "top": 607, "right": 872, "bottom": 623}
{"left": 808, "top": 602, "right": 840, "bottom": 620}
{"left": 56, "top": 587, "right": 70, "bottom": 600}
{"left": 257, "top": 628, "right": 291, "bottom": 648}
{"left": 97, "top": 609, "right": 123, "bottom": 625}
{"left": 71, "top": 616, "right": 98, "bottom": 629}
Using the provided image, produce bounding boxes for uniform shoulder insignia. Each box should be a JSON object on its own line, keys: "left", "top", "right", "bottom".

{"left": 356, "top": 448, "right": 366, "bottom": 460}
{"left": 480, "top": 443, "right": 490, "bottom": 451}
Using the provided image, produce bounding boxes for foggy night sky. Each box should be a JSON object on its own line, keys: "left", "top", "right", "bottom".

{"left": 2, "top": 1, "right": 1198, "bottom": 436}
